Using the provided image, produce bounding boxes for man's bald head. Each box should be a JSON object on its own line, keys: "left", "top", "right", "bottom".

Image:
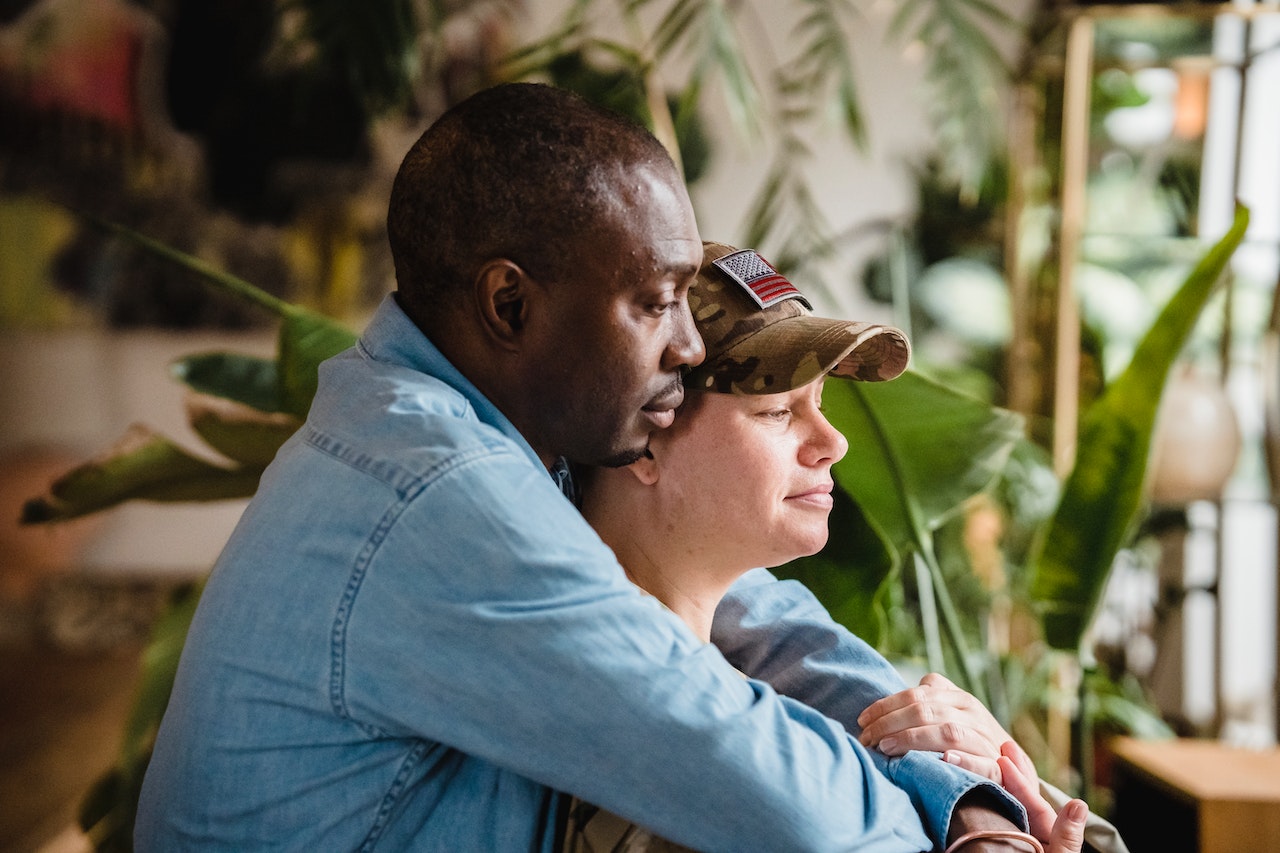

{"left": 387, "top": 83, "right": 679, "bottom": 331}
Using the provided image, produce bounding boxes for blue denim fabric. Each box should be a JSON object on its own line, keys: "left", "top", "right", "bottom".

{"left": 715, "top": 569, "right": 1027, "bottom": 845}
{"left": 136, "top": 295, "right": 996, "bottom": 852}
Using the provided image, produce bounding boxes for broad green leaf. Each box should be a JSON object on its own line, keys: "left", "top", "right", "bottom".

{"left": 775, "top": 486, "right": 894, "bottom": 644}
{"left": 172, "top": 352, "right": 283, "bottom": 413}
{"left": 1030, "top": 204, "right": 1250, "bottom": 649}
{"left": 824, "top": 370, "right": 1026, "bottom": 558}
{"left": 187, "top": 395, "right": 302, "bottom": 467}
{"left": 120, "top": 582, "right": 203, "bottom": 769}
{"left": 79, "top": 214, "right": 358, "bottom": 418}
{"left": 277, "top": 310, "right": 359, "bottom": 417}
{"left": 22, "top": 427, "right": 263, "bottom": 522}
{"left": 81, "top": 582, "right": 203, "bottom": 850}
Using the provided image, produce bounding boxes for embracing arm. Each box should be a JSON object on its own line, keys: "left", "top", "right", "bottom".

{"left": 348, "top": 460, "right": 935, "bottom": 853}
{"left": 859, "top": 673, "right": 1129, "bottom": 853}
{"left": 716, "top": 563, "right": 1105, "bottom": 850}
{"left": 712, "top": 569, "right": 1105, "bottom": 853}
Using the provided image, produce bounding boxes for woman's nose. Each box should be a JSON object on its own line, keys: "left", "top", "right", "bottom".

{"left": 805, "top": 412, "right": 848, "bottom": 465}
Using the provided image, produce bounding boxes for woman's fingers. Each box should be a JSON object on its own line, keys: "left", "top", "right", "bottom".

{"left": 1046, "top": 799, "right": 1089, "bottom": 853}
{"left": 1000, "top": 739, "right": 1038, "bottom": 779}
{"left": 857, "top": 674, "right": 1006, "bottom": 763}
{"left": 997, "top": 749, "right": 1057, "bottom": 842}
{"left": 865, "top": 717, "right": 1001, "bottom": 762}
{"left": 941, "top": 750, "right": 1002, "bottom": 782}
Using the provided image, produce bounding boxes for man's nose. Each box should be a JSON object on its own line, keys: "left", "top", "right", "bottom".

{"left": 663, "top": 298, "right": 706, "bottom": 370}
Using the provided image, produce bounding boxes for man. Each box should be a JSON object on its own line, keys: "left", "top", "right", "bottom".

{"left": 137, "top": 82, "right": 1032, "bottom": 851}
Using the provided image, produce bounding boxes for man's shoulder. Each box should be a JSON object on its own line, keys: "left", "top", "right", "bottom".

{"left": 300, "top": 365, "right": 527, "bottom": 489}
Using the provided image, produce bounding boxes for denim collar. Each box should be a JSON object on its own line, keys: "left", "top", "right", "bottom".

{"left": 357, "top": 294, "right": 554, "bottom": 480}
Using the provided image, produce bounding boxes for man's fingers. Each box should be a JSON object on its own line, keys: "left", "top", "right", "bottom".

{"left": 941, "top": 750, "right": 1002, "bottom": 782}
{"left": 1047, "top": 799, "right": 1088, "bottom": 853}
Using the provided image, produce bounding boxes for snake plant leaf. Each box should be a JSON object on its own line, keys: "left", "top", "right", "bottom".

{"left": 186, "top": 394, "right": 302, "bottom": 467}
{"left": 171, "top": 353, "right": 283, "bottom": 413}
{"left": 21, "top": 426, "right": 263, "bottom": 523}
{"left": 1030, "top": 204, "right": 1250, "bottom": 650}
{"left": 823, "top": 369, "right": 1026, "bottom": 560}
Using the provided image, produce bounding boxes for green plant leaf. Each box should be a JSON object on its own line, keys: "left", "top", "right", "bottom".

{"left": 172, "top": 353, "right": 283, "bottom": 413}
{"left": 824, "top": 370, "right": 1026, "bottom": 558}
{"left": 80, "top": 583, "right": 203, "bottom": 851}
{"left": 21, "top": 427, "right": 263, "bottom": 522}
{"left": 187, "top": 395, "right": 302, "bottom": 467}
{"left": 1030, "top": 204, "right": 1250, "bottom": 650}
{"left": 775, "top": 486, "right": 894, "bottom": 644}
{"left": 120, "top": 583, "right": 203, "bottom": 769}
{"left": 277, "top": 311, "right": 360, "bottom": 417}
{"left": 82, "top": 214, "right": 359, "bottom": 418}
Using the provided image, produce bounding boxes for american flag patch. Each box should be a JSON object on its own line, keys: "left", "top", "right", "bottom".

{"left": 712, "top": 250, "right": 812, "bottom": 310}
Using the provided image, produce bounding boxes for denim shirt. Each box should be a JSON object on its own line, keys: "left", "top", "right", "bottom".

{"left": 136, "top": 295, "right": 1021, "bottom": 852}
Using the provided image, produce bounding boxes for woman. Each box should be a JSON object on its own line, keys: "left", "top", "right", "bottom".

{"left": 565, "top": 242, "right": 1109, "bottom": 853}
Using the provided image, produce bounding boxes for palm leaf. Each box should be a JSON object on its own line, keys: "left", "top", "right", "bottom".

{"left": 186, "top": 395, "right": 301, "bottom": 467}
{"left": 82, "top": 216, "right": 359, "bottom": 419}
{"left": 171, "top": 353, "right": 283, "bottom": 413}
{"left": 825, "top": 370, "right": 1025, "bottom": 557}
{"left": 21, "top": 427, "right": 264, "bottom": 523}
{"left": 1030, "top": 204, "right": 1251, "bottom": 649}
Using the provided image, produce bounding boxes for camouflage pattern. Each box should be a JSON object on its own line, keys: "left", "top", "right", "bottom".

{"left": 561, "top": 798, "right": 698, "bottom": 853}
{"left": 685, "top": 242, "right": 910, "bottom": 395}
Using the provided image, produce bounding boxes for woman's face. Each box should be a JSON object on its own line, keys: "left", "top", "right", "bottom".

{"left": 649, "top": 378, "right": 850, "bottom": 570}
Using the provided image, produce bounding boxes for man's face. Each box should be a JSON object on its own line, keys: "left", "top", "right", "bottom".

{"left": 522, "top": 164, "right": 704, "bottom": 467}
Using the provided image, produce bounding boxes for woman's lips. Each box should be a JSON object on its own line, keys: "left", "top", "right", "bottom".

{"left": 788, "top": 482, "right": 834, "bottom": 508}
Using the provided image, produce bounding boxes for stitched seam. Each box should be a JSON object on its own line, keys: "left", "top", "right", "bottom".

{"left": 357, "top": 740, "right": 431, "bottom": 852}
{"left": 326, "top": 440, "right": 525, "bottom": 723}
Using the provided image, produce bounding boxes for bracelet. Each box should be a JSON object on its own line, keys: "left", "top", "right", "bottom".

{"left": 943, "top": 829, "right": 1045, "bottom": 853}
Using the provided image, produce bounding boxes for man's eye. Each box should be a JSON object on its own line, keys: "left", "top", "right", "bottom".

{"left": 649, "top": 301, "right": 677, "bottom": 315}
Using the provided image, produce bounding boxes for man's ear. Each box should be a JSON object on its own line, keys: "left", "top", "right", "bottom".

{"left": 474, "top": 259, "right": 529, "bottom": 350}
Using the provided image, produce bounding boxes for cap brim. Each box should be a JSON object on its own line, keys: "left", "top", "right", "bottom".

{"left": 707, "top": 315, "right": 911, "bottom": 393}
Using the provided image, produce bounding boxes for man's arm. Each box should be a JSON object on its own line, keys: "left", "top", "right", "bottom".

{"left": 711, "top": 568, "right": 1028, "bottom": 846}
{"left": 350, "top": 459, "right": 934, "bottom": 853}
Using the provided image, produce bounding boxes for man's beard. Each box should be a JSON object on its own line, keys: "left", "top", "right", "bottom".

{"left": 595, "top": 439, "right": 653, "bottom": 469}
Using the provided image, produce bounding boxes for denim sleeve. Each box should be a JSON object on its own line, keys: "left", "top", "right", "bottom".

{"left": 711, "top": 568, "right": 1028, "bottom": 845}
{"left": 339, "top": 452, "right": 934, "bottom": 853}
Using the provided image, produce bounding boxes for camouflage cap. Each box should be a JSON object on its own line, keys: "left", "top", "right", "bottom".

{"left": 686, "top": 242, "right": 911, "bottom": 395}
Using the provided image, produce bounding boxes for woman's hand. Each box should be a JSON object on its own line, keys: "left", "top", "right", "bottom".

{"left": 857, "top": 672, "right": 1008, "bottom": 780}
{"left": 998, "top": 739, "right": 1068, "bottom": 843}
{"left": 858, "top": 673, "right": 1088, "bottom": 850}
